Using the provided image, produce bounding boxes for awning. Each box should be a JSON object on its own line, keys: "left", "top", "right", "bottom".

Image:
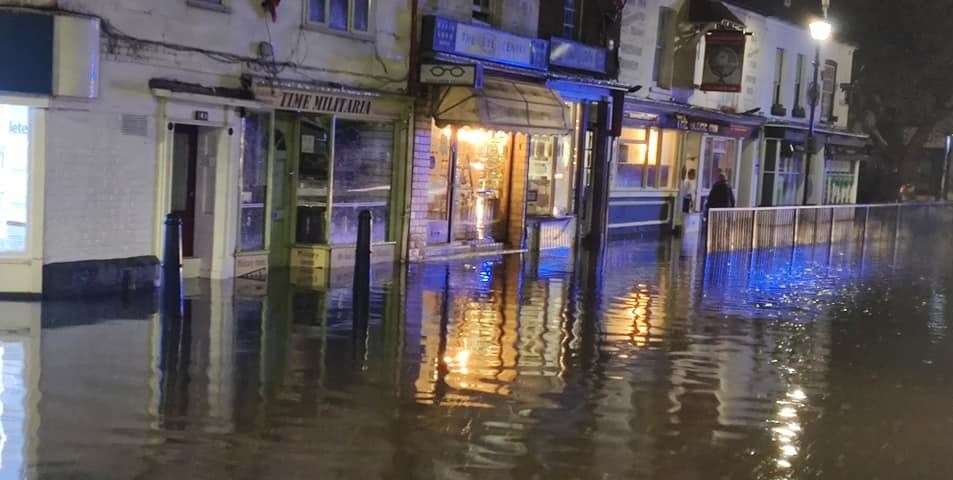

{"left": 688, "top": 0, "right": 745, "bottom": 30}
{"left": 433, "top": 78, "right": 571, "bottom": 135}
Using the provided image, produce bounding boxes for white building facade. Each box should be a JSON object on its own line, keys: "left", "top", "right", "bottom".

{"left": 0, "top": 0, "right": 412, "bottom": 296}
{"left": 609, "top": 0, "right": 864, "bottom": 237}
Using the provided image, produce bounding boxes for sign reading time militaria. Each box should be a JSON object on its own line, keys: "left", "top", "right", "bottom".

{"left": 255, "top": 87, "right": 377, "bottom": 116}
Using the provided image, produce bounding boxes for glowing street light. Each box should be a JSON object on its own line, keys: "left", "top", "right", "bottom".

{"left": 809, "top": 19, "right": 832, "bottom": 41}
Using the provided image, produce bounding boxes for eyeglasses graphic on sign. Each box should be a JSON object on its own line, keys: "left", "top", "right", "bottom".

{"left": 419, "top": 63, "right": 481, "bottom": 87}
{"left": 429, "top": 65, "right": 467, "bottom": 77}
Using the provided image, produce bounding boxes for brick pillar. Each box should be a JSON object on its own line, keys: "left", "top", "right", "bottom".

{"left": 407, "top": 98, "right": 434, "bottom": 261}
{"left": 507, "top": 133, "right": 529, "bottom": 249}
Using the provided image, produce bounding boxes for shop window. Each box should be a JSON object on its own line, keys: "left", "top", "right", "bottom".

{"left": 238, "top": 113, "right": 270, "bottom": 252}
{"left": 426, "top": 124, "right": 453, "bottom": 245}
{"left": 0, "top": 104, "right": 30, "bottom": 254}
{"left": 330, "top": 119, "right": 394, "bottom": 244}
{"left": 615, "top": 127, "right": 672, "bottom": 190}
{"left": 824, "top": 157, "right": 853, "bottom": 204}
{"left": 307, "top": 0, "right": 372, "bottom": 34}
{"left": 452, "top": 128, "right": 512, "bottom": 242}
{"left": 821, "top": 60, "right": 838, "bottom": 123}
{"left": 702, "top": 137, "right": 737, "bottom": 190}
{"left": 295, "top": 116, "right": 332, "bottom": 244}
{"left": 760, "top": 139, "right": 803, "bottom": 206}
{"left": 527, "top": 134, "right": 575, "bottom": 217}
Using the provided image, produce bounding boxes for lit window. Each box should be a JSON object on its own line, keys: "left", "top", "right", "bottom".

{"left": 0, "top": 104, "right": 30, "bottom": 254}
{"left": 615, "top": 127, "right": 666, "bottom": 190}
{"left": 307, "top": 0, "right": 372, "bottom": 34}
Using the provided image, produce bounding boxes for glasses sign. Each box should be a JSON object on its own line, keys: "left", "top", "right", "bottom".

{"left": 420, "top": 63, "right": 483, "bottom": 87}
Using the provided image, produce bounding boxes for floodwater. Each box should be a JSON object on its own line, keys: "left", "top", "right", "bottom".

{"left": 2, "top": 231, "right": 953, "bottom": 479}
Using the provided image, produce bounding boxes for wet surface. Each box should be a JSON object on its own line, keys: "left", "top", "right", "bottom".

{"left": 2, "top": 232, "right": 953, "bottom": 479}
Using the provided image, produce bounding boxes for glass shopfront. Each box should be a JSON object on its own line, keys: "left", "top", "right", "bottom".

{"left": 613, "top": 126, "right": 677, "bottom": 191}
{"left": 701, "top": 136, "right": 738, "bottom": 190}
{"left": 823, "top": 156, "right": 854, "bottom": 205}
{"left": 238, "top": 112, "right": 270, "bottom": 252}
{"left": 292, "top": 114, "right": 395, "bottom": 245}
{"left": 0, "top": 104, "right": 30, "bottom": 254}
{"left": 526, "top": 133, "right": 574, "bottom": 217}
{"left": 760, "top": 139, "right": 804, "bottom": 206}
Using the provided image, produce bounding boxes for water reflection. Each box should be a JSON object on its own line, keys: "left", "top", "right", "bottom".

{"left": 5, "top": 228, "right": 953, "bottom": 478}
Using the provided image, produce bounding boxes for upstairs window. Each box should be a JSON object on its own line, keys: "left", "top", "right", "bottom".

{"left": 773, "top": 48, "right": 785, "bottom": 106}
{"left": 562, "top": 0, "right": 577, "bottom": 38}
{"left": 793, "top": 53, "right": 805, "bottom": 107}
{"left": 820, "top": 60, "right": 838, "bottom": 122}
{"left": 187, "top": 0, "right": 230, "bottom": 12}
{"left": 652, "top": 7, "right": 675, "bottom": 83}
{"left": 308, "top": 0, "right": 371, "bottom": 34}
{"left": 473, "top": 0, "right": 494, "bottom": 25}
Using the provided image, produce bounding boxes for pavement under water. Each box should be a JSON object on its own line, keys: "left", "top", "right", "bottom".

{"left": 2, "top": 232, "right": 953, "bottom": 479}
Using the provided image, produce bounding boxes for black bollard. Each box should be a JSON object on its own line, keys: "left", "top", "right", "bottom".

{"left": 162, "top": 213, "right": 183, "bottom": 316}
{"left": 352, "top": 210, "right": 372, "bottom": 336}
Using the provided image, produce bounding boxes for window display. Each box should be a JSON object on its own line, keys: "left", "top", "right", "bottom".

{"left": 615, "top": 127, "right": 674, "bottom": 190}
{"left": 0, "top": 104, "right": 29, "bottom": 254}
{"left": 330, "top": 119, "right": 394, "bottom": 244}
{"left": 452, "top": 127, "right": 512, "bottom": 242}
{"left": 426, "top": 124, "right": 452, "bottom": 244}
{"left": 238, "top": 113, "right": 269, "bottom": 252}
{"left": 527, "top": 134, "right": 575, "bottom": 217}
{"left": 296, "top": 116, "right": 331, "bottom": 244}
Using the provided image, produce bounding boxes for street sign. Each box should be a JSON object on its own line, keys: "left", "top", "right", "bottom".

{"left": 419, "top": 63, "right": 483, "bottom": 87}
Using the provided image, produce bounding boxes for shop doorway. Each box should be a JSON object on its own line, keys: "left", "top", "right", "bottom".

{"left": 450, "top": 128, "right": 515, "bottom": 243}
{"left": 698, "top": 135, "right": 739, "bottom": 208}
{"left": 170, "top": 124, "right": 219, "bottom": 278}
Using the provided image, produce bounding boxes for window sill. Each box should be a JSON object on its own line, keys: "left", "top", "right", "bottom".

{"left": 302, "top": 23, "right": 375, "bottom": 43}
{"left": 186, "top": 0, "right": 231, "bottom": 13}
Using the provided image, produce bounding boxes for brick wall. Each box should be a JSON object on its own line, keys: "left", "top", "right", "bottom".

{"left": 506, "top": 133, "right": 529, "bottom": 249}
{"left": 407, "top": 99, "right": 434, "bottom": 261}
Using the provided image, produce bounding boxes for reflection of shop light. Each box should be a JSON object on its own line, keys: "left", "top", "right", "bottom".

{"left": 470, "top": 162, "right": 485, "bottom": 171}
{"left": 441, "top": 125, "right": 453, "bottom": 138}
{"left": 554, "top": 173, "right": 564, "bottom": 179}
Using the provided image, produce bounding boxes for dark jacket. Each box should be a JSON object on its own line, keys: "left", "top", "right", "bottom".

{"left": 706, "top": 180, "right": 736, "bottom": 210}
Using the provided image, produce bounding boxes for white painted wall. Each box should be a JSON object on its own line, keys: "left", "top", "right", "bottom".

{"left": 32, "top": 0, "right": 411, "bottom": 269}
{"left": 421, "top": 0, "right": 539, "bottom": 37}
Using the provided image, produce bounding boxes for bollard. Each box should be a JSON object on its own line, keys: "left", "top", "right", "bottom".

{"left": 161, "top": 213, "right": 183, "bottom": 316}
{"left": 352, "top": 210, "right": 372, "bottom": 337}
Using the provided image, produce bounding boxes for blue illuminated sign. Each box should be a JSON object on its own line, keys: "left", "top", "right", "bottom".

{"left": 549, "top": 37, "right": 608, "bottom": 74}
{"left": 422, "top": 15, "right": 549, "bottom": 71}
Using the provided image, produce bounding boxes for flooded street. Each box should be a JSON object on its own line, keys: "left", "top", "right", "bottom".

{"left": 2, "top": 233, "right": 953, "bottom": 479}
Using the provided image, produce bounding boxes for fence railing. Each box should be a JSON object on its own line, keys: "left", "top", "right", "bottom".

{"left": 706, "top": 202, "right": 953, "bottom": 253}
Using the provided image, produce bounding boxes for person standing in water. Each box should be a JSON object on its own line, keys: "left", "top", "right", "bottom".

{"left": 706, "top": 172, "right": 736, "bottom": 219}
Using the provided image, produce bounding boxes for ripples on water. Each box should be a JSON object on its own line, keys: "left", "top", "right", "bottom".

{"left": 0, "top": 231, "right": 952, "bottom": 479}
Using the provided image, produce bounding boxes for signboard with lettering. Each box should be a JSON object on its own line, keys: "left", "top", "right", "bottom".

{"left": 549, "top": 38, "right": 608, "bottom": 74}
{"left": 701, "top": 30, "right": 746, "bottom": 92}
{"left": 421, "top": 15, "right": 548, "bottom": 71}
{"left": 661, "top": 113, "right": 754, "bottom": 138}
{"left": 254, "top": 86, "right": 405, "bottom": 118}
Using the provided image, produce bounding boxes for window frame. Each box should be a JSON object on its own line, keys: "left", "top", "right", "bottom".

{"left": 773, "top": 48, "right": 785, "bottom": 106}
{"left": 472, "top": 0, "right": 496, "bottom": 26}
{"left": 615, "top": 127, "right": 670, "bottom": 191}
{"left": 820, "top": 60, "right": 838, "bottom": 123}
{"left": 562, "top": 0, "right": 578, "bottom": 39}
{"left": 304, "top": 0, "right": 375, "bottom": 39}
{"left": 652, "top": 7, "right": 675, "bottom": 83}
{"left": 186, "top": 0, "right": 231, "bottom": 13}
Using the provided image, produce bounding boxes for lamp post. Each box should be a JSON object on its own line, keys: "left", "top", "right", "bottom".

{"left": 803, "top": 16, "right": 832, "bottom": 205}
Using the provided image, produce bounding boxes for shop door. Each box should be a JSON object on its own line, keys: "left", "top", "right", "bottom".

{"left": 699, "top": 136, "right": 738, "bottom": 209}
{"left": 450, "top": 129, "right": 513, "bottom": 243}
{"left": 269, "top": 118, "right": 295, "bottom": 268}
{"left": 171, "top": 125, "right": 198, "bottom": 258}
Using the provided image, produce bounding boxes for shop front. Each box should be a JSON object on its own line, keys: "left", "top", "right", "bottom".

{"left": 422, "top": 77, "right": 574, "bottom": 256}
{"left": 253, "top": 81, "right": 410, "bottom": 287}
{"left": 610, "top": 99, "right": 761, "bottom": 237}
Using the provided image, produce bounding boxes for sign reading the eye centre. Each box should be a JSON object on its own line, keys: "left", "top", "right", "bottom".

{"left": 0, "top": 104, "right": 30, "bottom": 254}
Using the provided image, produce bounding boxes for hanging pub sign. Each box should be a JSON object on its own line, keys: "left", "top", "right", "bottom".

{"left": 700, "top": 30, "right": 746, "bottom": 92}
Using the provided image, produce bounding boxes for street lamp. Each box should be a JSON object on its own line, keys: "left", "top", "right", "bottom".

{"left": 802, "top": 16, "right": 833, "bottom": 205}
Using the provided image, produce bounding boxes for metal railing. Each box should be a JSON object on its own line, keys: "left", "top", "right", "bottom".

{"left": 706, "top": 202, "right": 953, "bottom": 253}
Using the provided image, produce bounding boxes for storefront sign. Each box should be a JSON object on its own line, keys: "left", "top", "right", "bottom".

{"left": 422, "top": 15, "right": 548, "bottom": 71}
{"left": 420, "top": 62, "right": 483, "bottom": 87}
{"left": 662, "top": 113, "right": 754, "bottom": 138}
{"left": 701, "top": 30, "right": 746, "bottom": 93}
{"left": 549, "top": 38, "right": 608, "bottom": 74}
{"left": 256, "top": 87, "right": 377, "bottom": 116}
